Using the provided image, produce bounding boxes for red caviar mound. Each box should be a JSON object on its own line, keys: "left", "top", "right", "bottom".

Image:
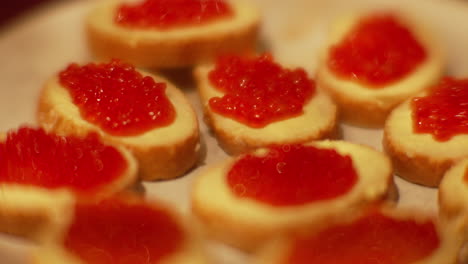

{"left": 64, "top": 197, "right": 183, "bottom": 264}
{"left": 115, "top": 0, "right": 233, "bottom": 30}
{"left": 59, "top": 60, "right": 175, "bottom": 136}
{"left": 208, "top": 54, "right": 316, "bottom": 128}
{"left": 0, "top": 127, "right": 127, "bottom": 194}
{"left": 412, "top": 77, "right": 468, "bottom": 141}
{"left": 227, "top": 144, "right": 357, "bottom": 206}
{"left": 285, "top": 210, "right": 440, "bottom": 264}
{"left": 328, "top": 14, "right": 426, "bottom": 87}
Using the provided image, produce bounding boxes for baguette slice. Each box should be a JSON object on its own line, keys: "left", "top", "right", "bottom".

{"left": 439, "top": 159, "right": 468, "bottom": 263}
{"left": 253, "top": 205, "right": 462, "bottom": 264}
{"left": 37, "top": 65, "right": 200, "bottom": 181}
{"left": 439, "top": 158, "right": 468, "bottom": 225}
{"left": 194, "top": 64, "right": 338, "bottom": 155}
{"left": 383, "top": 99, "right": 468, "bottom": 187}
{"left": 317, "top": 12, "right": 444, "bottom": 127}
{"left": 191, "top": 140, "right": 394, "bottom": 251}
{"left": 0, "top": 127, "right": 137, "bottom": 240}
{"left": 31, "top": 195, "right": 207, "bottom": 264}
{"left": 86, "top": 0, "right": 260, "bottom": 68}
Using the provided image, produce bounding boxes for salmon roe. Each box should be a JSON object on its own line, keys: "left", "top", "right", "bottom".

{"left": 0, "top": 127, "right": 127, "bottom": 194}
{"left": 412, "top": 77, "right": 468, "bottom": 141}
{"left": 115, "top": 0, "right": 233, "bottom": 29}
{"left": 285, "top": 210, "right": 440, "bottom": 264}
{"left": 328, "top": 14, "right": 426, "bottom": 87}
{"left": 209, "top": 54, "right": 316, "bottom": 128}
{"left": 227, "top": 144, "right": 357, "bottom": 206}
{"left": 64, "top": 197, "right": 183, "bottom": 264}
{"left": 59, "top": 60, "right": 175, "bottom": 136}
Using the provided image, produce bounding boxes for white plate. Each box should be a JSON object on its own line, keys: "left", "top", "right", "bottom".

{"left": 0, "top": 0, "right": 467, "bottom": 263}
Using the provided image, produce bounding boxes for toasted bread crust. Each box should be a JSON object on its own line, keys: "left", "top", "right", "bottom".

{"left": 191, "top": 140, "right": 393, "bottom": 251}
{"left": 86, "top": 0, "right": 260, "bottom": 68}
{"left": 317, "top": 12, "right": 444, "bottom": 127}
{"left": 37, "top": 71, "right": 200, "bottom": 181}
{"left": 192, "top": 197, "right": 278, "bottom": 251}
{"left": 131, "top": 129, "right": 200, "bottom": 181}
{"left": 0, "top": 205, "right": 49, "bottom": 240}
{"left": 383, "top": 131, "right": 452, "bottom": 187}
{"left": 194, "top": 65, "right": 338, "bottom": 155}
{"left": 319, "top": 81, "right": 395, "bottom": 127}
{"left": 0, "top": 186, "right": 74, "bottom": 241}
{"left": 192, "top": 195, "right": 352, "bottom": 251}
{"left": 201, "top": 104, "right": 339, "bottom": 155}
{"left": 383, "top": 100, "right": 468, "bottom": 187}
{"left": 439, "top": 159, "right": 468, "bottom": 225}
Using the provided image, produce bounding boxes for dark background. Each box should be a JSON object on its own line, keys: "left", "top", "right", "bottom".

{"left": 0, "top": 0, "right": 55, "bottom": 27}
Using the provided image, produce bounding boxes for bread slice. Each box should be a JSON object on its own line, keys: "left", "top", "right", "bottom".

{"left": 194, "top": 64, "right": 338, "bottom": 155}
{"left": 316, "top": 12, "right": 444, "bottom": 127}
{"left": 439, "top": 158, "right": 468, "bottom": 225}
{"left": 0, "top": 186, "right": 74, "bottom": 241}
{"left": 86, "top": 0, "right": 259, "bottom": 68}
{"left": 37, "top": 67, "right": 200, "bottom": 181}
{"left": 191, "top": 140, "right": 393, "bottom": 250}
{"left": 383, "top": 99, "right": 468, "bottom": 187}
{"left": 0, "top": 127, "right": 137, "bottom": 240}
{"left": 253, "top": 205, "right": 462, "bottom": 264}
{"left": 31, "top": 196, "right": 207, "bottom": 264}
{"left": 439, "top": 159, "right": 468, "bottom": 264}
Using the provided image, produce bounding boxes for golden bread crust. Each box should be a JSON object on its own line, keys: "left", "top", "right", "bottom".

{"left": 194, "top": 65, "right": 338, "bottom": 155}
{"left": 0, "top": 186, "right": 74, "bottom": 241}
{"left": 0, "top": 204, "right": 49, "bottom": 240}
{"left": 86, "top": 0, "right": 260, "bottom": 68}
{"left": 383, "top": 131, "right": 452, "bottom": 187}
{"left": 320, "top": 83, "right": 393, "bottom": 127}
{"left": 37, "top": 71, "right": 200, "bottom": 181}
{"left": 317, "top": 12, "right": 444, "bottom": 127}
{"left": 439, "top": 159, "right": 468, "bottom": 226}
{"left": 253, "top": 205, "right": 462, "bottom": 264}
{"left": 383, "top": 100, "right": 468, "bottom": 187}
{"left": 191, "top": 140, "right": 393, "bottom": 251}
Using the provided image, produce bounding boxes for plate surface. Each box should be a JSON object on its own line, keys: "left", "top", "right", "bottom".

{"left": 0, "top": 0, "right": 467, "bottom": 263}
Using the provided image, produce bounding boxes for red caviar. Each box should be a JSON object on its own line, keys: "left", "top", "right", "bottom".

{"left": 59, "top": 60, "right": 175, "bottom": 136}
{"left": 115, "top": 0, "right": 233, "bottom": 29}
{"left": 64, "top": 197, "right": 183, "bottom": 264}
{"left": 412, "top": 77, "right": 468, "bottom": 141}
{"left": 285, "top": 210, "right": 440, "bottom": 264}
{"left": 209, "top": 54, "right": 315, "bottom": 128}
{"left": 328, "top": 14, "right": 426, "bottom": 87}
{"left": 227, "top": 144, "right": 357, "bottom": 206}
{"left": 0, "top": 127, "right": 127, "bottom": 194}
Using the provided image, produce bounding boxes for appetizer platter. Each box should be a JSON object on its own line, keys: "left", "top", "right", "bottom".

{"left": 0, "top": 0, "right": 468, "bottom": 263}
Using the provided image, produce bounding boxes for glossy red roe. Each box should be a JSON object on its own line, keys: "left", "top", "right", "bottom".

{"left": 328, "top": 14, "right": 427, "bottom": 87}
{"left": 64, "top": 197, "right": 183, "bottom": 264}
{"left": 209, "top": 54, "right": 316, "bottom": 128}
{"left": 227, "top": 144, "right": 357, "bottom": 206}
{"left": 285, "top": 210, "right": 440, "bottom": 264}
{"left": 0, "top": 127, "right": 127, "bottom": 194}
{"left": 115, "top": 0, "right": 233, "bottom": 29}
{"left": 412, "top": 77, "right": 468, "bottom": 141}
{"left": 59, "top": 60, "right": 175, "bottom": 136}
